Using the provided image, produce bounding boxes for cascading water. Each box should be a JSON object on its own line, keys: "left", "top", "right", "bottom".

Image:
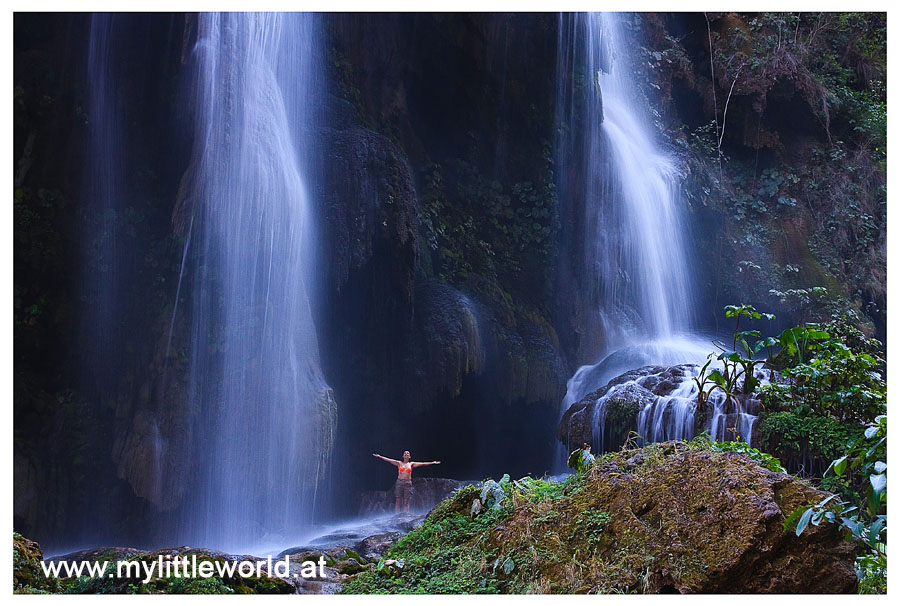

{"left": 175, "top": 13, "right": 336, "bottom": 552}
{"left": 81, "top": 13, "right": 126, "bottom": 398}
{"left": 557, "top": 13, "right": 757, "bottom": 450}
{"left": 557, "top": 13, "right": 693, "bottom": 351}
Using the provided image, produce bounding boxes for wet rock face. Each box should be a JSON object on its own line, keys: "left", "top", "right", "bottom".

{"left": 353, "top": 532, "right": 403, "bottom": 562}
{"left": 410, "top": 281, "right": 486, "bottom": 409}
{"left": 558, "top": 364, "right": 770, "bottom": 453}
{"left": 558, "top": 364, "right": 693, "bottom": 449}
{"left": 319, "top": 125, "right": 419, "bottom": 299}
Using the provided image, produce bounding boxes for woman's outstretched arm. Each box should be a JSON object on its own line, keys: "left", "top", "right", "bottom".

{"left": 411, "top": 460, "right": 441, "bottom": 468}
{"left": 373, "top": 453, "right": 401, "bottom": 466}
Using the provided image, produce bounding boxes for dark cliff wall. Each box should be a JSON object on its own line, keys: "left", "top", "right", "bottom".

{"left": 639, "top": 13, "right": 886, "bottom": 338}
{"left": 15, "top": 13, "right": 192, "bottom": 547}
{"left": 14, "top": 13, "right": 572, "bottom": 543}
{"left": 318, "top": 14, "right": 569, "bottom": 507}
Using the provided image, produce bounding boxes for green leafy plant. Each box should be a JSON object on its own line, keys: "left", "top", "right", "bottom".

{"left": 709, "top": 304, "right": 776, "bottom": 395}
{"left": 567, "top": 446, "right": 595, "bottom": 473}
{"left": 570, "top": 510, "right": 612, "bottom": 548}
{"left": 757, "top": 412, "right": 863, "bottom": 479}
{"left": 761, "top": 323, "right": 885, "bottom": 423}
{"left": 692, "top": 358, "right": 718, "bottom": 412}
{"left": 712, "top": 440, "right": 786, "bottom": 473}
{"left": 478, "top": 474, "right": 511, "bottom": 510}
{"left": 791, "top": 413, "right": 886, "bottom": 594}
{"left": 769, "top": 323, "right": 832, "bottom": 368}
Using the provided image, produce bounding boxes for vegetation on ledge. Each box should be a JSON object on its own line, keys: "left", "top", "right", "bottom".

{"left": 342, "top": 439, "right": 856, "bottom": 594}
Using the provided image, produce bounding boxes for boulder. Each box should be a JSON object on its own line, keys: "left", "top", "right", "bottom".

{"left": 354, "top": 533, "right": 403, "bottom": 561}
{"left": 558, "top": 364, "right": 691, "bottom": 449}
{"left": 345, "top": 442, "right": 859, "bottom": 593}
{"left": 14, "top": 532, "right": 61, "bottom": 593}
{"left": 574, "top": 444, "right": 859, "bottom": 593}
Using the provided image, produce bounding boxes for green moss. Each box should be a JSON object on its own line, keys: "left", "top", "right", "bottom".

{"left": 605, "top": 398, "right": 641, "bottom": 427}
{"left": 166, "top": 576, "right": 234, "bottom": 595}
{"left": 14, "top": 532, "right": 62, "bottom": 593}
{"left": 341, "top": 485, "right": 515, "bottom": 594}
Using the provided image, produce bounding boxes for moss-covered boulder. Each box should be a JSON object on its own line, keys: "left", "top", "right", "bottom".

{"left": 14, "top": 532, "right": 62, "bottom": 593}
{"left": 343, "top": 441, "right": 857, "bottom": 594}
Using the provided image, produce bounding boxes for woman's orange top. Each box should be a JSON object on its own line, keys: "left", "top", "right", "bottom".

{"left": 398, "top": 462, "right": 413, "bottom": 478}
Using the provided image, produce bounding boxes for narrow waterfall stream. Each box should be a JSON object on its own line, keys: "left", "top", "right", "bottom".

{"left": 175, "top": 13, "right": 336, "bottom": 552}
{"left": 557, "top": 13, "right": 758, "bottom": 451}
{"left": 81, "top": 14, "right": 127, "bottom": 399}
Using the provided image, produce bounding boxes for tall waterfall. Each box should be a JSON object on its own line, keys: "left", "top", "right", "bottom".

{"left": 558, "top": 12, "right": 693, "bottom": 351}
{"left": 557, "top": 14, "right": 751, "bottom": 449}
{"left": 176, "top": 13, "right": 336, "bottom": 551}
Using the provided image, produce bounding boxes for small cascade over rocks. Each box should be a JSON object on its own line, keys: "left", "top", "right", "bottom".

{"left": 558, "top": 364, "right": 774, "bottom": 453}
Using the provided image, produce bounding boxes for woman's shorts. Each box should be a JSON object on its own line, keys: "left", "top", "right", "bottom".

{"left": 394, "top": 479, "right": 413, "bottom": 501}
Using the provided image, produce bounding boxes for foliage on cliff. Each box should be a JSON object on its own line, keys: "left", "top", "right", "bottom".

{"left": 636, "top": 12, "right": 886, "bottom": 334}
{"left": 14, "top": 532, "right": 62, "bottom": 593}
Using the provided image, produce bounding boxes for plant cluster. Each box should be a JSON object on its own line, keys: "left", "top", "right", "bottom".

{"left": 757, "top": 412, "right": 862, "bottom": 478}
{"left": 695, "top": 306, "right": 885, "bottom": 428}
{"left": 713, "top": 439, "right": 786, "bottom": 473}
{"left": 570, "top": 510, "right": 611, "bottom": 549}
{"left": 693, "top": 304, "right": 775, "bottom": 407}
{"left": 760, "top": 317, "right": 885, "bottom": 423}
{"left": 790, "top": 413, "right": 886, "bottom": 593}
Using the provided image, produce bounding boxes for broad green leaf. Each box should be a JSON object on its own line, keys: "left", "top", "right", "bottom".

{"left": 782, "top": 507, "right": 805, "bottom": 531}
{"left": 796, "top": 508, "right": 814, "bottom": 536}
{"left": 816, "top": 494, "right": 839, "bottom": 507}
{"left": 708, "top": 370, "right": 726, "bottom": 387}
{"left": 744, "top": 376, "right": 759, "bottom": 394}
{"left": 866, "top": 438, "right": 886, "bottom": 460}
{"left": 832, "top": 456, "right": 848, "bottom": 476}
{"left": 868, "top": 518, "right": 885, "bottom": 546}
{"left": 869, "top": 473, "right": 886, "bottom": 498}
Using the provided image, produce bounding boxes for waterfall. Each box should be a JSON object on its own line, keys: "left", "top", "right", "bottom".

{"left": 558, "top": 12, "right": 693, "bottom": 348}
{"left": 176, "top": 13, "right": 336, "bottom": 551}
{"left": 82, "top": 13, "right": 127, "bottom": 397}
{"left": 557, "top": 13, "right": 753, "bottom": 450}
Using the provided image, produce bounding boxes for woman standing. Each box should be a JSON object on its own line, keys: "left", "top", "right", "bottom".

{"left": 372, "top": 451, "right": 441, "bottom": 512}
